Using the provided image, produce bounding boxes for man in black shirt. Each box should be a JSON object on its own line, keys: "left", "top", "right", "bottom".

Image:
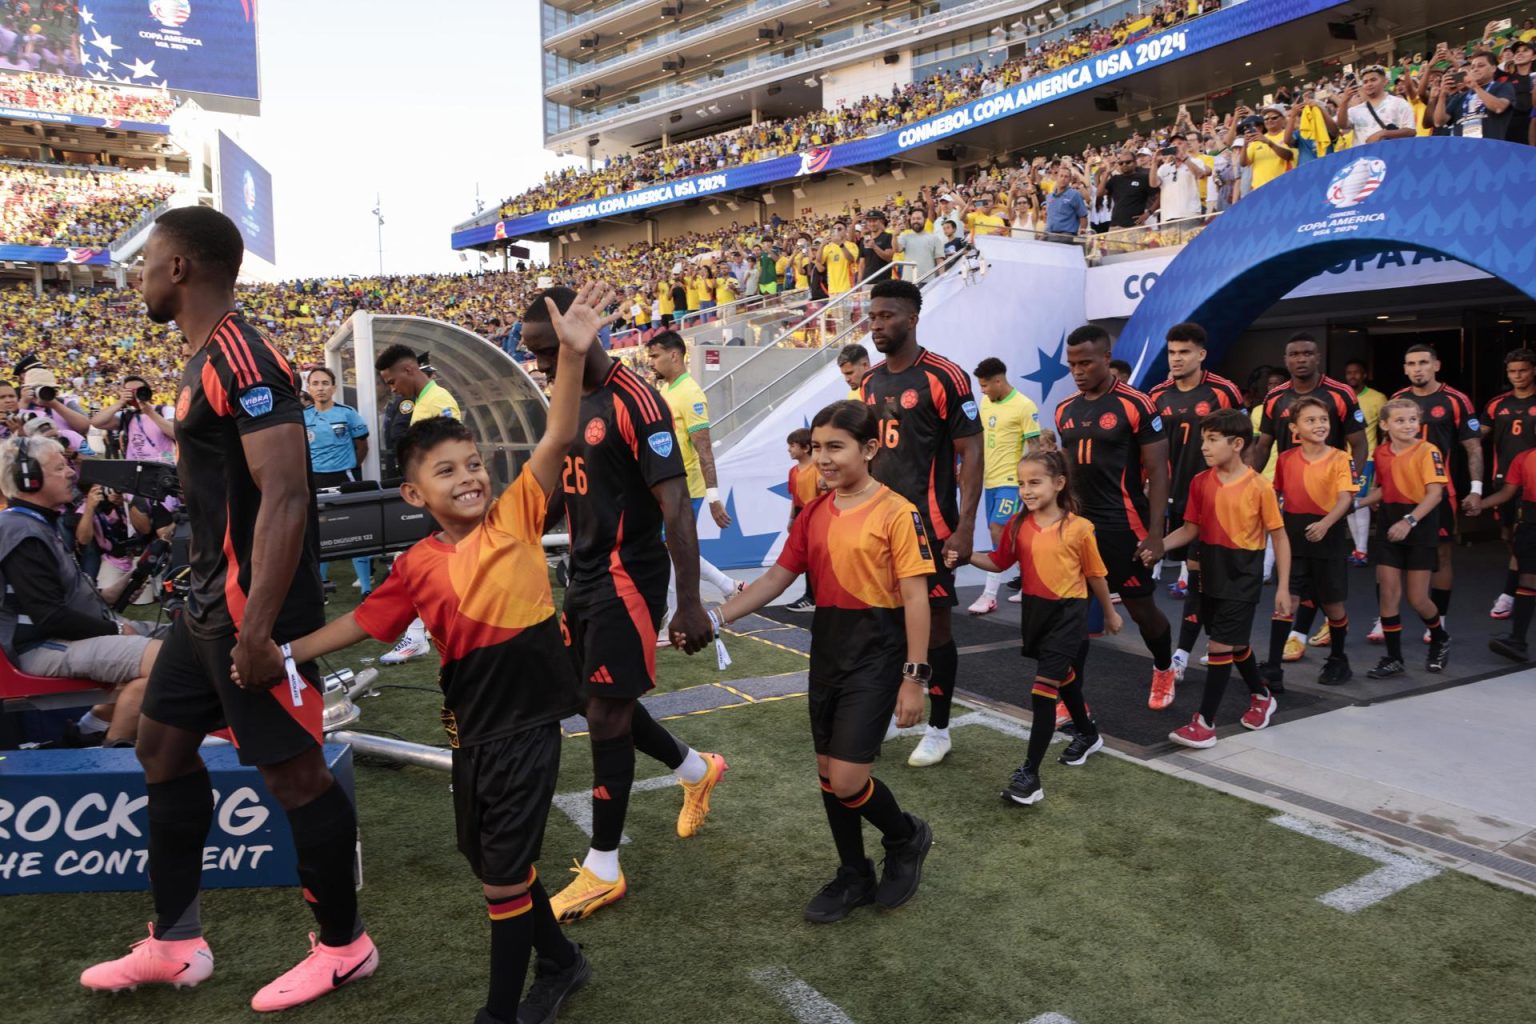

{"left": 1104, "top": 151, "right": 1155, "bottom": 228}
{"left": 80, "top": 208, "right": 376, "bottom": 1011}
{"left": 859, "top": 209, "right": 895, "bottom": 283}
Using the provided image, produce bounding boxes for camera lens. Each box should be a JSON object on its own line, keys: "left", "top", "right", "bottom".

{"left": 37, "top": 385, "right": 57, "bottom": 403}
{"left": 135, "top": 385, "right": 153, "bottom": 402}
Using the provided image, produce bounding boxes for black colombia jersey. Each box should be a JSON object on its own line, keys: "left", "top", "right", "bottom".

{"left": 1055, "top": 382, "right": 1162, "bottom": 537}
{"left": 1148, "top": 370, "right": 1245, "bottom": 509}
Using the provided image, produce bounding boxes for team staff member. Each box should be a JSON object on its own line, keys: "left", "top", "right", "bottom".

{"left": 1395, "top": 344, "right": 1481, "bottom": 636}
{"left": 1249, "top": 332, "right": 1366, "bottom": 663}
{"left": 861, "top": 279, "right": 983, "bottom": 768}
{"left": 1147, "top": 323, "right": 1244, "bottom": 678}
{"left": 1480, "top": 349, "right": 1536, "bottom": 621}
{"left": 521, "top": 287, "right": 724, "bottom": 924}
{"left": 646, "top": 331, "right": 745, "bottom": 638}
{"left": 1056, "top": 325, "right": 1177, "bottom": 710}
{"left": 968, "top": 356, "right": 1041, "bottom": 616}
{"left": 1343, "top": 359, "right": 1386, "bottom": 567}
{"left": 304, "top": 367, "right": 375, "bottom": 598}
{"left": 710, "top": 400, "right": 934, "bottom": 923}
{"left": 81, "top": 207, "right": 375, "bottom": 1011}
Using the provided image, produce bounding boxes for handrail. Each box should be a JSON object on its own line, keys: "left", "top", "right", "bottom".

{"left": 107, "top": 198, "right": 176, "bottom": 260}
{"left": 605, "top": 285, "right": 812, "bottom": 350}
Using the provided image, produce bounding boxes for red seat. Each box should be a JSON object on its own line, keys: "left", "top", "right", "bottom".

{"left": 0, "top": 646, "right": 107, "bottom": 702}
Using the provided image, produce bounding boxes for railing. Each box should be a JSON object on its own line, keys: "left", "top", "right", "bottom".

{"left": 605, "top": 285, "right": 811, "bottom": 350}
{"left": 107, "top": 197, "right": 177, "bottom": 262}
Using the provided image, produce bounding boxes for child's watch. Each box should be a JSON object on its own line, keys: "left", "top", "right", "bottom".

{"left": 902, "top": 662, "right": 932, "bottom": 683}
{"left": 1403, "top": 513, "right": 1419, "bottom": 527}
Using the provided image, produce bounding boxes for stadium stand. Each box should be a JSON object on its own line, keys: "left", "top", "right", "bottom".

{"left": 0, "top": 71, "right": 176, "bottom": 121}
{"left": 0, "top": 163, "right": 179, "bottom": 247}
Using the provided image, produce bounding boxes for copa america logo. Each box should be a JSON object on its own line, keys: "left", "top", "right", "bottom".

{"left": 796, "top": 147, "right": 832, "bottom": 176}
{"left": 242, "top": 169, "right": 256, "bottom": 210}
{"left": 149, "top": 0, "right": 191, "bottom": 29}
{"left": 1325, "top": 158, "right": 1386, "bottom": 209}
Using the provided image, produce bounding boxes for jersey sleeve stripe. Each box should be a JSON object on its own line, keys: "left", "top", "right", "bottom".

{"left": 214, "top": 326, "right": 258, "bottom": 389}
{"left": 1323, "top": 375, "right": 1358, "bottom": 400}
{"left": 615, "top": 367, "right": 664, "bottom": 422}
{"left": 220, "top": 322, "right": 267, "bottom": 386}
{"left": 924, "top": 352, "right": 974, "bottom": 394}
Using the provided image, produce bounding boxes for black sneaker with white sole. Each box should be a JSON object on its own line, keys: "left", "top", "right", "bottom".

{"left": 1426, "top": 635, "right": 1451, "bottom": 673}
{"left": 1057, "top": 731, "right": 1103, "bottom": 766}
{"left": 1489, "top": 634, "right": 1531, "bottom": 662}
{"left": 516, "top": 943, "right": 592, "bottom": 1024}
{"left": 1366, "top": 657, "right": 1406, "bottom": 679}
{"left": 785, "top": 595, "right": 816, "bottom": 613}
{"left": 876, "top": 814, "right": 933, "bottom": 909}
{"left": 803, "top": 860, "right": 877, "bottom": 923}
{"left": 1317, "top": 655, "right": 1353, "bottom": 686}
{"left": 1002, "top": 761, "right": 1043, "bottom": 805}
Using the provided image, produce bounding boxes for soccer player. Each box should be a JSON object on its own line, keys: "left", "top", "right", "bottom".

{"left": 521, "top": 287, "right": 725, "bottom": 924}
{"left": 1343, "top": 359, "right": 1386, "bottom": 566}
{"left": 838, "top": 342, "right": 871, "bottom": 400}
{"left": 784, "top": 426, "right": 820, "bottom": 613}
{"left": 1357, "top": 399, "right": 1450, "bottom": 678}
{"left": 1266, "top": 397, "right": 1358, "bottom": 687}
{"left": 954, "top": 449, "right": 1120, "bottom": 805}
{"left": 709, "top": 400, "right": 934, "bottom": 922}
{"left": 1478, "top": 349, "right": 1536, "bottom": 620}
{"left": 375, "top": 344, "right": 463, "bottom": 665}
{"left": 1393, "top": 344, "right": 1481, "bottom": 639}
{"left": 860, "top": 279, "right": 983, "bottom": 767}
{"left": 1147, "top": 323, "right": 1244, "bottom": 679}
{"left": 645, "top": 330, "right": 746, "bottom": 639}
{"left": 968, "top": 356, "right": 1041, "bottom": 615}
{"left": 248, "top": 283, "right": 611, "bottom": 1024}
{"left": 1056, "top": 325, "right": 1177, "bottom": 709}
{"left": 81, "top": 207, "right": 376, "bottom": 1011}
{"left": 1159, "top": 409, "right": 1289, "bottom": 749}
{"left": 304, "top": 367, "right": 375, "bottom": 597}
{"left": 1470, "top": 446, "right": 1536, "bottom": 661}
{"left": 1248, "top": 332, "right": 1366, "bottom": 666}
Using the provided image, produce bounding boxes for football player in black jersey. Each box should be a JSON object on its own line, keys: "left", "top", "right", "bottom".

{"left": 1397, "top": 344, "right": 1482, "bottom": 643}
{"left": 522, "top": 288, "right": 724, "bottom": 924}
{"left": 860, "top": 279, "right": 983, "bottom": 768}
{"left": 1478, "top": 349, "right": 1536, "bottom": 619}
{"left": 1056, "top": 325, "right": 1177, "bottom": 708}
{"left": 81, "top": 207, "right": 377, "bottom": 1010}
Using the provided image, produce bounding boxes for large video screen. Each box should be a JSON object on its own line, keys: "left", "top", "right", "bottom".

{"left": 218, "top": 131, "right": 275, "bottom": 264}
{"left": 0, "top": 0, "right": 259, "bottom": 101}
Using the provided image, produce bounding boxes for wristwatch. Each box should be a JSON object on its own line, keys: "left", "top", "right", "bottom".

{"left": 902, "top": 662, "right": 932, "bottom": 683}
{"left": 1403, "top": 514, "right": 1419, "bottom": 527}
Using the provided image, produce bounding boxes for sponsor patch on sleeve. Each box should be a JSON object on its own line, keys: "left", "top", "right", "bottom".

{"left": 961, "top": 400, "right": 979, "bottom": 420}
{"left": 238, "top": 386, "right": 274, "bottom": 418}
{"left": 1151, "top": 415, "right": 1164, "bottom": 432}
{"left": 648, "top": 431, "right": 676, "bottom": 458}
{"left": 1468, "top": 417, "right": 1481, "bottom": 432}
{"left": 1354, "top": 409, "right": 1366, "bottom": 423}
{"left": 693, "top": 402, "right": 706, "bottom": 416}
{"left": 911, "top": 510, "right": 933, "bottom": 561}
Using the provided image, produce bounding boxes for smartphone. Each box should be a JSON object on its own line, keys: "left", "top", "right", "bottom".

{"left": 1262, "top": 93, "right": 1274, "bottom": 106}
{"left": 1492, "top": 18, "right": 1513, "bottom": 33}
{"left": 1342, "top": 62, "right": 1355, "bottom": 78}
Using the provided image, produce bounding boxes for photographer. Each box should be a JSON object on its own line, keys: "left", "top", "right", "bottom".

{"left": 0, "top": 437, "right": 162, "bottom": 746}
{"left": 0, "top": 380, "right": 19, "bottom": 440}
{"left": 1433, "top": 48, "right": 1514, "bottom": 138}
{"left": 1151, "top": 134, "right": 1209, "bottom": 225}
{"left": 1236, "top": 105, "right": 1295, "bottom": 191}
{"left": 1338, "top": 65, "right": 1416, "bottom": 144}
{"left": 89, "top": 374, "right": 177, "bottom": 464}
{"left": 16, "top": 361, "right": 91, "bottom": 453}
{"left": 76, "top": 482, "right": 167, "bottom": 606}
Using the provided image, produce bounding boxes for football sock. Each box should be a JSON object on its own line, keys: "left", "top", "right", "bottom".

{"left": 1178, "top": 562, "right": 1189, "bottom": 586}
{"left": 404, "top": 617, "right": 427, "bottom": 645}
{"left": 629, "top": 702, "right": 686, "bottom": 770}
{"left": 1027, "top": 679, "right": 1060, "bottom": 769}
{"left": 1058, "top": 667, "right": 1094, "bottom": 733}
{"left": 76, "top": 709, "right": 109, "bottom": 735}
{"left": 318, "top": 561, "right": 330, "bottom": 582}
{"left": 983, "top": 571, "right": 1002, "bottom": 598}
{"left": 1292, "top": 600, "right": 1317, "bottom": 637}
{"left": 839, "top": 778, "right": 914, "bottom": 842}
{"left": 699, "top": 557, "right": 736, "bottom": 598}
{"left": 287, "top": 781, "right": 364, "bottom": 947}
{"left": 1328, "top": 615, "right": 1349, "bottom": 657}
{"left": 1512, "top": 587, "right": 1536, "bottom": 641}
{"left": 820, "top": 776, "right": 866, "bottom": 868}
{"left": 1199, "top": 651, "right": 1234, "bottom": 725}
{"left": 1176, "top": 569, "right": 1203, "bottom": 653}
{"left": 1349, "top": 506, "right": 1370, "bottom": 552}
{"left": 147, "top": 766, "right": 213, "bottom": 941}
{"left": 1423, "top": 614, "right": 1448, "bottom": 644}
{"left": 589, "top": 734, "right": 635, "bottom": 857}
{"left": 1144, "top": 625, "right": 1173, "bottom": 672}
{"left": 1267, "top": 613, "right": 1293, "bottom": 666}
{"left": 1504, "top": 570, "right": 1520, "bottom": 602}
{"left": 485, "top": 890, "right": 535, "bottom": 1023}
{"left": 675, "top": 749, "right": 709, "bottom": 785}
{"left": 581, "top": 847, "right": 620, "bottom": 882}
{"left": 351, "top": 556, "right": 373, "bottom": 595}
{"left": 1382, "top": 615, "right": 1404, "bottom": 660}
{"left": 1233, "top": 646, "right": 1266, "bottom": 695}
{"left": 527, "top": 874, "right": 577, "bottom": 966}
{"left": 927, "top": 639, "right": 958, "bottom": 729}
{"left": 1431, "top": 587, "right": 1451, "bottom": 620}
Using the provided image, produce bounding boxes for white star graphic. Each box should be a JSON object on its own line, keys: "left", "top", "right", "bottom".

{"left": 95, "top": 55, "right": 110, "bottom": 71}
{"left": 89, "top": 29, "right": 120, "bottom": 58}
{"left": 88, "top": 71, "right": 107, "bottom": 81}
{"left": 111, "top": 73, "right": 129, "bottom": 83}
{"left": 122, "top": 57, "right": 157, "bottom": 79}
{"left": 79, "top": 4, "right": 96, "bottom": 25}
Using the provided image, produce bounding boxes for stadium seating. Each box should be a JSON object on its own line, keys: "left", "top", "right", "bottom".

{"left": 0, "top": 71, "right": 176, "bottom": 122}
{"left": 0, "top": 164, "right": 178, "bottom": 247}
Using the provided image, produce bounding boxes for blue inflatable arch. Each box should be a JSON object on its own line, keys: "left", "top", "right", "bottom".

{"left": 1114, "top": 137, "right": 1536, "bottom": 387}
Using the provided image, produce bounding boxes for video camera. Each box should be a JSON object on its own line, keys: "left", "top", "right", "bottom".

{"left": 75, "top": 459, "right": 181, "bottom": 503}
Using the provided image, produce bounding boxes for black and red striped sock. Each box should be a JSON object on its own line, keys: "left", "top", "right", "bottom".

{"left": 1058, "top": 667, "right": 1094, "bottom": 734}
{"left": 1422, "top": 614, "right": 1448, "bottom": 643}
{"left": 485, "top": 888, "right": 535, "bottom": 1022}
{"left": 1382, "top": 615, "right": 1404, "bottom": 660}
{"left": 820, "top": 776, "right": 866, "bottom": 868}
{"left": 1513, "top": 587, "right": 1536, "bottom": 641}
{"left": 1027, "top": 677, "right": 1060, "bottom": 768}
{"left": 1267, "top": 613, "right": 1294, "bottom": 666}
{"left": 839, "top": 778, "right": 913, "bottom": 842}
{"left": 1328, "top": 615, "right": 1349, "bottom": 657}
{"left": 1199, "top": 651, "right": 1234, "bottom": 725}
{"left": 1233, "top": 646, "right": 1266, "bottom": 695}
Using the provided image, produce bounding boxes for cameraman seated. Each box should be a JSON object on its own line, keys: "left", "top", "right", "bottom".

{"left": 0, "top": 437, "right": 162, "bottom": 746}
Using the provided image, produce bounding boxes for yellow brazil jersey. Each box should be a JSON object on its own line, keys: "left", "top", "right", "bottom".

{"left": 663, "top": 372, "right": 710, "bottom": 498}
{"left": 657, "top": 284, "right": 675, "bottom": 317}
{"left": 715, "top": 278, "right": 736, "bottom": 305}
{"left": 1356, "top": 385, "right": 1386, "bottom": 452}
{"left": 409, "top": 378, "right": 460, "bottom": 425}
{"left": 966, "top": 210, "right": 1008, "bottom": 236}
{"left": 822, "top": 241, "right": 858, "bottom": 294}
{"left": 981, "top": 389, "right": 1041, "bottom": 487}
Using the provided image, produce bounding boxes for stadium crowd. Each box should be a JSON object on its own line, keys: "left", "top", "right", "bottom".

{"left": 0, "top": 70, "right": 176, "bottom": 121}
{"left": 0, "top": 163, "right": 178, "bottom": 247}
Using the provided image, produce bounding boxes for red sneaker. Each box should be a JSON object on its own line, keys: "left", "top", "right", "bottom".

{"left": 1240, "top": 692, "right": 1278, "bottom": 731}
{"left": 250, "top": 932, "right": 378, "bottom": 1013}
{"left": 1148, "top": 667, "right": 1176, "bottom": 710}
{"left": 1169, "top": 713, "right": 1217, "bottom": 749}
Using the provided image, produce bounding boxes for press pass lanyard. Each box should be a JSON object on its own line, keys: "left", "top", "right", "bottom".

{"left": 706, "top": 609, "right": 732, "bottom": 671}
{"left": 278, "top": 642, "right": 307, "bottom": 707}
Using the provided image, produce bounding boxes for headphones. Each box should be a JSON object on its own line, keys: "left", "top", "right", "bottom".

{"left": 12, "top": 436, "right": 43, "bottom": 494}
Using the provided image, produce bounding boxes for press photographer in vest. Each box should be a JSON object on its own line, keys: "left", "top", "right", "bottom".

{"left": 0, "top": 436, "right": 162, "bottom": 746}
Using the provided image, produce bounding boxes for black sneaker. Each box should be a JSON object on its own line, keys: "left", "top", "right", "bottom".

{"left": 1006, "top": 575, "right": 1022, "bottom": 591}
{"left": 1259, "top": 661, "right": 1286, "bottom": 695}
{"left": 875, "top": 814, "right": 932, "bottom": 909}
{"left": 1489, "top": 634, "right": 1531, "bottom": 662}
{"left": 1426, "top": 635, "right": 1451, "bottom": 673}
{"left": 1317, "top": 655, "right": 1353, "bottom": 686}
{"left": 1002, "top": 761, "right": 1044, "bottom": 805}
{"left": 803, "top": 860, "right": 876, "bottom": 923}
{"left": 785, "top": 595, "right": 816, "bottom": 613}
{"left": 322, "top": 579, "right": 337, "bottom": 594}
{"left": 1057, "top": 731, "right": 1103, "bottom": 766}
{"left": 1366, "top": 657, "right": 1406, "bottom": 679}
{"left": 516, "top": 943, "right": 592, "bottom": 1024}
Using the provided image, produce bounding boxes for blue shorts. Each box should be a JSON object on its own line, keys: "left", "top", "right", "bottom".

{"left": 985, "top": 486, "right": 1021, "bottom": 526}
{"left": 1356, "top": 462, "right": 1375, "bottom": 498}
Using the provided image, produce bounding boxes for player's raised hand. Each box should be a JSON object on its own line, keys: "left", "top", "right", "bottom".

{"left": 544, "top": 279, "right": 621, "bottom": 354}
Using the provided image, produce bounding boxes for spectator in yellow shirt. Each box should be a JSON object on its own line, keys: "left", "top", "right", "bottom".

{"left": 1239, "top": 107, "right": 1296, "bottom": 190}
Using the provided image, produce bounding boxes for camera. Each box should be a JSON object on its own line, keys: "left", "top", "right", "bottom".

{"left": 133, "top": 384, "right": 153, "bottom": 403}
{"left": 1158, "top": 145, "right": 1178, "bottom": 156}
{"left": 36, "top": 385, "right": 56, "bottom": 403}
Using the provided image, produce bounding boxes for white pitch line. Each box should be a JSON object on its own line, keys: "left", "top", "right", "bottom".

{"left": 892, "top": 709, "right": 1035, "bottom": 742}
{"left": 1025, "top": 1014, "right": 1080, "bottom": 1024}
{"left": 1270, "top": 813, "right": 1443, "bottom": 912}
{"left": 550, "top": 774, "right": 679, "bottom": 844}
{"left": 750, "top": 966, "right": 857, "bottom": 1024}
